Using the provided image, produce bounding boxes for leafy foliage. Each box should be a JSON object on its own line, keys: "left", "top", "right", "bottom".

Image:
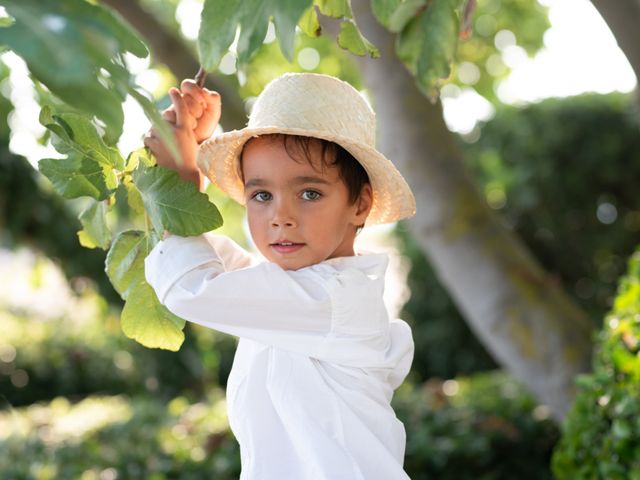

{"left": 199, "top": 0, "right": 313, "bottom": 70}
{"left": 77, "top": 200, "right": 112, "bottom": 249}
{"left": 199, "top": 0, "right": 379, "bottom": 72}
{"left": 198, "top": 0, "right": 481, "bottom": 95}
{"left": 552, "top": 248, "right": 640, "bottom": 480}
{"left": 240, "top": 22, "right": 364, "bottom": 98}
{"left": 0, "top": 299, "right": 238, "bottom": 409}
{"left": 38, "top": 107, "right": 122, "bottom": 201}
{"left": 0, "top": 0, "right": 145, "bottom": 143}
{"left": 0, "top": 394, "right": 241, "bottom": 480}
{"left": 37, "top": 107, "right": 222, "bottom": 351}
{"left": 396, "top": 372, "right": 559, "bottom": 479}
{"left": 394, "top": 0, "right": 463, "bottom": 98}
{"left": 452, "top": 0, "right": 549, "bottom": 101}
{"left": 319, "top": 1, "right": 380, "bottom": 59}
{"left": 0, "top": 0, "right": 177, "bottom": 154}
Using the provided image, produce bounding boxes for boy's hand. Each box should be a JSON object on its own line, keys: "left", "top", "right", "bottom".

{"left": 180, "top": 79, "right": 221, "bottom": 143}
{"left": 144, "top": 79, "right": 221, "bottom": 190}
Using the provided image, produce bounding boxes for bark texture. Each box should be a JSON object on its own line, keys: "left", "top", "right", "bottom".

{"left": 351, "top": 0, "right": 594, "bottom": 420}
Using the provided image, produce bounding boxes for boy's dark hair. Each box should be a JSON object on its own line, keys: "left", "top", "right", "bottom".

{"left": 239, "top": 134, "right": 370, "bottom": 204}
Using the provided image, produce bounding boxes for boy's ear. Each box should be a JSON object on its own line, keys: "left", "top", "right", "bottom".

{"left": 354, "top": 184, "right": 373, "bottom": 224}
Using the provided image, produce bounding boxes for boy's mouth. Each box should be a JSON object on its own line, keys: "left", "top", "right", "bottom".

{"left": 270, "top": 241, "right": 305, "bottom": 254}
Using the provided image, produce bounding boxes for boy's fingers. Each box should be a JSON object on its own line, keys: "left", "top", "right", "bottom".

{"left": 191, "top": 91, "right": 221, "bottom": 143}
{"left": 181, "top": 80, "right": 207, "bottom": 118}
{"left": 200, "top": 92, "right": 221, "bottom": 126}
{"left": 162, "top": 108, "right": 177, "bottom": 124}
{"left": 170, "top": 88, "right": 196, "bottom": 130}
{"left": 201, "top": 93, "right": 222, "bottom": 123}
{"left": 184, "top": 94, "right": 204, "bottom": 119}
{"left": 143, "top": 133, "right": 156, "bottom": 148}
{"left": 181, "top": 79, "right": 206, "bottom": 104}
{"left": 144, "top": 132, "right": 163, "bottom": 152}
{"left": 203, "top": 89, "right": 221, "bottom": 109}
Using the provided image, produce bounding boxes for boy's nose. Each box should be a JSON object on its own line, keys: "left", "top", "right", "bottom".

{"left": 271, "top": 202, "right": 297, "bottom": 228}
{"left": 271, "top": 215, "right": 297, "bottom": 228}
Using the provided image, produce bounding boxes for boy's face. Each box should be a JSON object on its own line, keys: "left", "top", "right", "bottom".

{"left": 242, "top": 136, "right": 372, "bottom": 271}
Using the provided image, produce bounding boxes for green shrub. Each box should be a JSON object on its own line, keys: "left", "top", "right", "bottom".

{"left": 394, "top": 370, "right": 559, "bottom": 479}
{"left": 0, "top": 392, "right": 240, "bottom": 480}
{"left": 552, "top": 248, "right": 640, "bottom": 479}
{"left": 0, "top": 280, "right": 237, "bottom": 407}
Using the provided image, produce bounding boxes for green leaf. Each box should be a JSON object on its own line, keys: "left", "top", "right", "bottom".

{"left": 77, "top": 200, "right": 111, "bottom": 250}
{"left": 198, "top": 0, "right": 245, "bottom": 72}
{"left": 199, "top": 0, "right": 311, "bottom": 68}
{"left": 38, "top": 106, "right": 121, "bottom": 200}
{"left": 396, "top": 0, "right": 460, "bottom": 99}
{"left": 133, "top": 165, "right": 223, "bottom": 236}
{"left": 298, "top": 6, "right": 321, "bottom": 37}
{"left": 128, "top": 87, "right": 179, "bottom": 164}
{"left": 372, "top": 0, "right": 428, "bottom": 32}
{"left": 371, "top": 0, "right": 401, "bottom": 25}
{"left": 39, "top": 157, "right": 115, "bottom": 200}
{"left": 124, "top": 176, "right": 146, "bottom": 215}
{"left": 389, "top": 0, "right": 427, "bottom": 32}
{"left": 337, "top": 19, "right": 380, "bottom": 58}
{"left": 40, "top": 106, "right": 125, "bottom": 170}
{"left": 121, "top": 280, "right": 185, "bottom": 351}
{"left": 235, "top": 1, "right": 271, "bottom": 65}
{"left": 125, "top": 147, "right": 157, "bottom": 173}
{"left": 0, "top": 0, "right": 146, "bottom": 139}
{"left": 315, "top": 0, "right": 352, "bottom": 18}
{"left": 105, "top": 230, "right": 154, "bottom": 300}
{"left": 273, "top": 0, "right": 313, "bottom": 61}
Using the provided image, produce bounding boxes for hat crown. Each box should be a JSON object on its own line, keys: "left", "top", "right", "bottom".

{"left": 247, "top": 73, "right": 376, "bottom": 146}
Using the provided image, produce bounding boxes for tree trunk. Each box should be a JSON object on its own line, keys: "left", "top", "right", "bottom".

{"left": 351, "top": 0, "right": 594, "bottom": 421}
{"left": 591, "top": 0, "right": 640, "bottom": 83}
{"left": 590, "top": 0, "right": 640, "bottom": 112}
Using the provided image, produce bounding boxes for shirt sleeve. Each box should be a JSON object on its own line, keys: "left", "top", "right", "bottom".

{"left": 144, "top": 234, "right": 333, "bottom": 355}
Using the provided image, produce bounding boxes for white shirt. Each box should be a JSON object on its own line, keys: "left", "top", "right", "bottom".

{"left": 145, "top": 233, "right": 414, "bottom": 480}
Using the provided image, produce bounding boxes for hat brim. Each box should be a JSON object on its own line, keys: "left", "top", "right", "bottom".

{"left": 197, "top": 126, "right": 416, "bottom": 226}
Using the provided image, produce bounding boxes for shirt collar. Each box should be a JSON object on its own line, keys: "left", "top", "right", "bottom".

{"left": 317, "top": 251, "right": 389, "bottom": 277}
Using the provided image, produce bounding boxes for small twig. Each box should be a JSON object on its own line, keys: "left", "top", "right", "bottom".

{"left": 195, "top": 66, "right": 207, "bottom": 87}
{"left": 460, "top": 0, "right": 476, "bottom": 40}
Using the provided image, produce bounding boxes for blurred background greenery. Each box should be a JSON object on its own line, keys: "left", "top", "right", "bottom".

{"left": 1, "top": 0, "right": 640, "bottom": 478}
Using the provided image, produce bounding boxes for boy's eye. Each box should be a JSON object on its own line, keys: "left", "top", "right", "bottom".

{"left": 252, "top": 191, "right": 272, "bottom": 202}
{"left": 301, "top": 190, "right": 321, "bottom": 201}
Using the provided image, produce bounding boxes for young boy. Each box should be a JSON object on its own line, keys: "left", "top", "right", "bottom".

{"left": 144, "top": 73, "right": 416, "bottom": 479}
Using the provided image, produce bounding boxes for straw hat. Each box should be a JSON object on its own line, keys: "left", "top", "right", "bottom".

{"left": 197, "top": 72, "right": 416, "bottom": 226}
